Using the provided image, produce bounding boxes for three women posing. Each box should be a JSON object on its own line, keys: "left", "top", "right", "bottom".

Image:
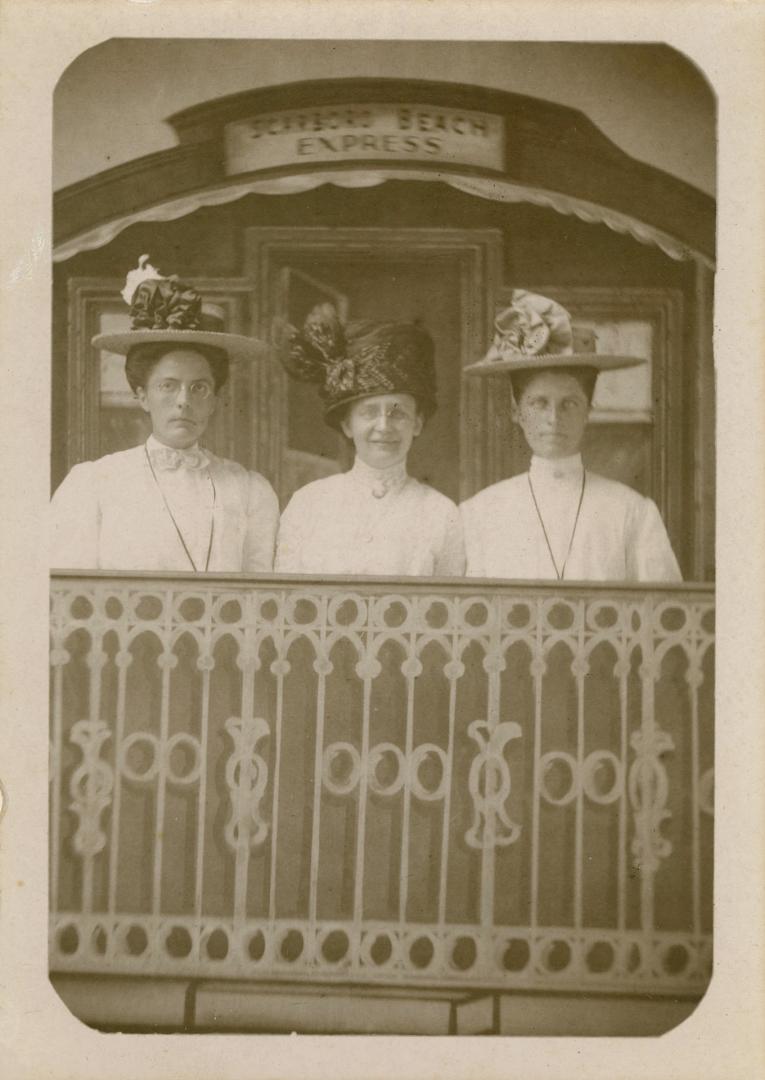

{"left": 52, "top": 262, "right": 680, "bottom": 584}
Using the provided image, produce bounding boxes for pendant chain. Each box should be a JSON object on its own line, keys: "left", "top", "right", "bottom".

{"left": 527, "top": 470, "right": 587, "bottom": 581}
{"left": 145, "top": 445, "right": 216, "bottom": 572}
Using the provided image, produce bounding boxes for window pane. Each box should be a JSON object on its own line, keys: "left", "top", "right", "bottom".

{"left": 583, "top": 319, "right": 653, "bottom": 420}
{"left": 96, "top": 311, "right": 149, "bottom": 455}
{"left": 98, "top": 312, "right": 134, "bottom": 408}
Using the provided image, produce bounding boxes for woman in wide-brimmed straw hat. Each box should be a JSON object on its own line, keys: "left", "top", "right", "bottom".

{"left": 51, "top": 257, "right": 278, "bottom": 572}
{"left": 275, "top": 304, "right": 465, "bottom": 576}
{"left": 460, "top": 289, "right": 682, "bottom": 582}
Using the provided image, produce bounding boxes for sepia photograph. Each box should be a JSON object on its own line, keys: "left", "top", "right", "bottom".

{"left": 48, "top": 36, "right": 715, "bottom": 1037}
{"left": 2, "top": 3, "right": 764, "bottom": 1078}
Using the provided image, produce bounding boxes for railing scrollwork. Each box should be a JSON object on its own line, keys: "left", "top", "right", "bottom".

{"left": 224, "top": 716, "right": 271, "bottom": 850}
{"left": 50, "top": 574, "right": 714, "bottom": 997}
{"left": 465, "top": 719, "right": 522, "bottom": 849}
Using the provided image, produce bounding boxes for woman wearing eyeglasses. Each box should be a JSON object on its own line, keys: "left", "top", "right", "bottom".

{"left": 50, "top": 258, "right": 279, "bottom": 572}
{"left": 275, "top": 304, "right": 465, "bottom": 576}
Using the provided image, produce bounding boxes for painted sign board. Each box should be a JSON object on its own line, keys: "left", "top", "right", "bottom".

{"left": 224, "top": 103, "right": 505, "bottom": 174}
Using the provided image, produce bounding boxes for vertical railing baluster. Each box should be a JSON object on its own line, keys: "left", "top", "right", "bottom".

{"left": 267, "top": 595, "right": 285, "bottom": 926}
{"left": 616, "top": 607, "right": 630, "bottom": 936}
{"left": 106, "top": 611, "right": 128, "bottom": 918}
{"left": 88, "top": 598, "right": 103, "bottom": 723}
{"left": 398, "top": 631, "right": 416, "bottom": 926}
{"left": 689, "top": 617, "right": 702, "bottom": 941}
{"left": 636, "top": 593, "right": 659, "bottom": 938}
{"left": 529, "top": 597, "right": 544, "bottom": 936}
{"left": 151, "top": 588, "right": 173, "bottom": 922}
{"left": 49, "top": 624, "right": 66, "bottom": 923}
{"left": 479, "top": 598, "right": 501, "bottom": 931}
{"left": 194, "top": 664, "right": 211, "bottom": 928}
{"left": 82, "top": 605, "right": 105, "bottom": 915}
{"left": 573, "top": 598, "right": 586, "bottom": 949}
{"left": 352, "top": 604, "right": 373, "bottom": 940}
{"left": 308, "top": 601, "right": 328, "bottom": 930}
{"left": 234, "top": 610, "right": 256, "bottom": 924}
{"left": 627, "top": 592, "right": 678, "bottom": 986}
{"left": 639, "top": 595, "right": 655, "bottom": 934}
{"left": 193, "top": 595, "right": 214, "bottom": 941}
{"left": 437, "top": 619, "right": 460, "bottom": 927}
{"left": 351, "top": 699, "right": 371, "bottom": 924}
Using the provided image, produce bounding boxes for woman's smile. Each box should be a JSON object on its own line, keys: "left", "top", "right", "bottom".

{"left": 341, "top": 393, "right": 423, "bottom": 470}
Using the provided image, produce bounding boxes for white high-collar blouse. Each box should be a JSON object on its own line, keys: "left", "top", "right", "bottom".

{"left": 460, "top": 453, "right": 682, "bottom": 582}
{"left": 275, "top": 457, "right": 466, "bottom": 577}
{"left": 50, "top": 437, "right": 279, "bottom": 573}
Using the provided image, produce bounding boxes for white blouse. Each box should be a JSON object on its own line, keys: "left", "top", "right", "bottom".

{"left": 50, "top": 438, "right": 279, "bottom": 573}
{"left": 275, "top": 458, "right": 466, "bottom": 576}
{"left": 460, "top": 454, "right": 682, "bottom": 583}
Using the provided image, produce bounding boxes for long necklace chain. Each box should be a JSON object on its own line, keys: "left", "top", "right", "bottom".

{"left": 145, "top": 445, "right": 216, "bottom": 572}
{"left": 527, "top": 470, "right": 587, "bottom": 581}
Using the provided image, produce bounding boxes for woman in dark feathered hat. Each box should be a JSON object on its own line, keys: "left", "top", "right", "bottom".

{"left": 275, "top": 304, "right": 465, "bottom": 576}
{"left": 51, "top": 257, "right": 279, "bottom": 572}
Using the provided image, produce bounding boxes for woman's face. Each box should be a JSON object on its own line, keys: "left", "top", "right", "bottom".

{"left": 341, "top": 393, "right": 423, "bottom": 470}
{"left": 136, "top": 350, "right": 217, "bottom": 449}
{"left": 514, "top": 370, "right": 590, "bottom": 460}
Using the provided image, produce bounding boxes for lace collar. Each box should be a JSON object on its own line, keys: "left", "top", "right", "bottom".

{"left": 349, "top": 456, "right": 409, "bottom": 498}
{"left": 146, "top": 434, "right": 210, "bottom": 471}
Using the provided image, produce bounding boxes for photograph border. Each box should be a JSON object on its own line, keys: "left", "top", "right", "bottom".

{"left": 2, "top": 2, "right": 764, "bottom": 1078}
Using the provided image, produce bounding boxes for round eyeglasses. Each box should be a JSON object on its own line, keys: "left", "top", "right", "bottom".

{"left": 354, "top": 402, "right": 416, "bottom": 424}
{"left": 152, "top": 378, "right": 214, "bottom": 401}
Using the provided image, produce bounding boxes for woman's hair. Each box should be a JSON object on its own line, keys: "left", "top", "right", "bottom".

{"left": 510, "top": 365, "right": 598, "bottom": 406}
{"left": 124, "top": 342, "right": 229, "bottom": 394}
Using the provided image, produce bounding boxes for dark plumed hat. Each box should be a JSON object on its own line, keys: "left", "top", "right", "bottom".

{"left": 283, "top": 303, "right": 438, "bottom": 428}
{"left": 91, "top": 256, "right": 264, "bottom": 362}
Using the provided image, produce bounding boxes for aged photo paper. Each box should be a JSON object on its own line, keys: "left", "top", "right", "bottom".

{"left": 1, "top": 0, "right": 764, "bottom": 1077}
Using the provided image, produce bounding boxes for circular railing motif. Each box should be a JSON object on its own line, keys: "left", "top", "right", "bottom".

{"left": 118, "top": 731, "right": 202, "bottom": 786}
{"left": 323, "top": 740, "right": 449, "bottom": 801}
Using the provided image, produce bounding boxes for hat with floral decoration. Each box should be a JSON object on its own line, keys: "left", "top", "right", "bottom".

{"left": 283, "top": 303, "right": 438, "bottom": 428}
{"left": 91, "top": 255, "right": 263, "bottom": 362}
{"left": 464, "top": 289, "right": 644, "bottom": 375}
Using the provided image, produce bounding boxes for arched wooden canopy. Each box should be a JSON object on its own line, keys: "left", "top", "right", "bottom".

{"left": 53, "top": 78, "right": 715, "bottom": 266}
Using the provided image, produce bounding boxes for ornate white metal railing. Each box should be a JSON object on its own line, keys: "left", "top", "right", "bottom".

{"left": 50, "top": 573, "right": 714, "bottom": 997}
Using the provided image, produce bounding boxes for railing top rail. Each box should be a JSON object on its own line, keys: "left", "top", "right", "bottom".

{"left": 50, "top": 569, "right": 714, "bottom": 600}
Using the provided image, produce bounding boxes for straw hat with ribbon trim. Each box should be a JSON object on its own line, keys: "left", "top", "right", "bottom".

{"left": 463, "top": 289, "right": 644, "bottom": 376}
{"left": 91, "top": 255, "right": 263, "bottom": 362}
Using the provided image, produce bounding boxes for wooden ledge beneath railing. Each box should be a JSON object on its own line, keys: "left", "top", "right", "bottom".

{"left": 51, "top": 973, "right": 702, "bottom": 1036}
